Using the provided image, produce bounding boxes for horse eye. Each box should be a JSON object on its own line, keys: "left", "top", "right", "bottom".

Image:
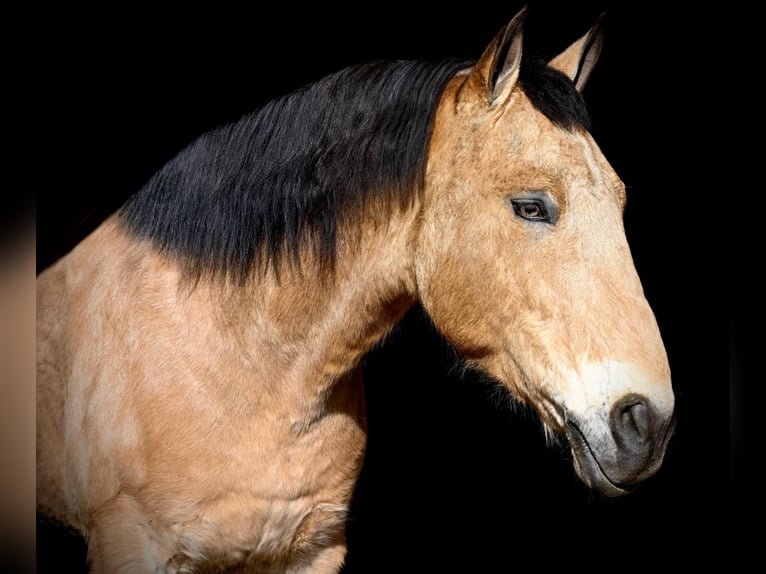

{"left": 511, "top": 199, "right": 550, "bottom": 223}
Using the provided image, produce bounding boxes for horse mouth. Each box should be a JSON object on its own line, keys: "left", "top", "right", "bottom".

{"left": 565, "top": 422, "right": 636, "bottom": 498}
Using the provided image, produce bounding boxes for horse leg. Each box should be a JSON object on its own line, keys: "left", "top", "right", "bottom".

{"left": 86, "top": 494, "right": 171, "bottom": 574}
{"left": 281, "top": 502, "right": 350, "bottom": 574}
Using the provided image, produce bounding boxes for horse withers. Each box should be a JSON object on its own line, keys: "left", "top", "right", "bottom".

{"left": 37, "top": 9, "right": 675, "bottom": 573}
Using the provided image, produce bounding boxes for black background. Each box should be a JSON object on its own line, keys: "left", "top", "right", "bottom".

{"left": 32, "top": 2, "right": 733, "bottom": 571}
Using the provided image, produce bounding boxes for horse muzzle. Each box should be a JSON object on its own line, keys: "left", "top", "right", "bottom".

{"left": 565, "top": 393, "right": 676, "bottom": 497}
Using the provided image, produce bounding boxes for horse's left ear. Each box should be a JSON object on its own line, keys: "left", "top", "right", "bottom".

{"left": 548, "top": 13, "right": 605, "bottom": 92}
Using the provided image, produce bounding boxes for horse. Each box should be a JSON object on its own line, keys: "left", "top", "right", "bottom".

{"left": 36, "top": 8, "right": 676, "bottom": 573}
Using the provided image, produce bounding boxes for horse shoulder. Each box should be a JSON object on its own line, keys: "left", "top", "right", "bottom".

{"left": 37, "top": 218, "right": 154, "bottom": 527}
{"left": 37, "top": 256, "right": 75, "bottom": 524}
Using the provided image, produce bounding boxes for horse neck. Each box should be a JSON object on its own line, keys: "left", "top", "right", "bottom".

{"left": 208, "top": 203, "right": 421, "bottom": 392}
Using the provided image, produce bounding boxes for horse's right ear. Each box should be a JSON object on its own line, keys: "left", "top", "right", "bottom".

{"left": 548, "top": 13, "right": 604, "bottom": 92}
{"left": 470, "top": 7, "right": 527, "bottom": 107}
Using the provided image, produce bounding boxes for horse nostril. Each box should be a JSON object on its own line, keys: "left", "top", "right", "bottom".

{"left": 610, "top": 394, "right": 655, "bottom": 453}
{"left": 623, "top": 402, "right": 648, "bottom": 440}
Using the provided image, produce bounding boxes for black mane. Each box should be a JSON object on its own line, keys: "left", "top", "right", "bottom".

{"left": 119, "top": 56, "right": 588, "bottom": 282}
{"left": 119, "top": 59, "right": 468, "bottom": 281}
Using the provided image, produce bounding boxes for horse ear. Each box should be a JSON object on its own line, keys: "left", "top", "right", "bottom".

{"left": 548, "top": 13, "right": 605, "bottom": 92}
{"left": 472, "top": 7, "right": 527, "bottom": 106}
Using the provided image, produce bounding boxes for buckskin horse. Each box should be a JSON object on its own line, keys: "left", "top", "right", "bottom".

{"left": 37, "top": 8, "right": 676, "bottom": 573}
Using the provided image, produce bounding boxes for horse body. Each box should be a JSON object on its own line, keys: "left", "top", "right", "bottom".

{"left": 37, "top": 210, "right": 419, "bottom": 571}
{"left": 37, "top": 10, "right": 675, "bottom": 573}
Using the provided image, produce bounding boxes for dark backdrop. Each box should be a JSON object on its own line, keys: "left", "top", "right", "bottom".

{"left": 33, "top": 2, "right": 730, "bottom": 570}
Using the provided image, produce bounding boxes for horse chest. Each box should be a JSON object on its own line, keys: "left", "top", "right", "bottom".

{"left": 141, "top": 395, "right": 366, "bottom": 570}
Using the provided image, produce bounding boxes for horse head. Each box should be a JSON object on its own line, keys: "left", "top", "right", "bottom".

{"left": 417, "top": 9, "right": 675, "bottom": 496}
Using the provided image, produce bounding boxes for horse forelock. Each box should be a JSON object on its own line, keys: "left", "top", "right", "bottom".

{"left": 518, "top": 54, "right": 591, "bottom": 132}
{"left": 118, "top": 59, "right": 470, "bottom": 283}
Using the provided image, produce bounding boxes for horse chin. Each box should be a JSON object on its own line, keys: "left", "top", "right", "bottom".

{"left": 565, "top": 422, "right": 637, "bottom": 498}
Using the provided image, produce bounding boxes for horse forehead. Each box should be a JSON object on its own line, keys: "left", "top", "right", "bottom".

{"left": 506, "top": 117, "right": 618, "bottom": 191}
{"left": 434, "top": 88, "right": 619, "bottom": 192}
{"left": 508, "top": 110, "right": 595, "bottom": 164}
